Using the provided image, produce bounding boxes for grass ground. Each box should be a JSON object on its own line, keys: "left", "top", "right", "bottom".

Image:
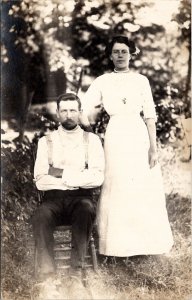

{"left": 1, "top": 120, "right": 191, "bottom": 300}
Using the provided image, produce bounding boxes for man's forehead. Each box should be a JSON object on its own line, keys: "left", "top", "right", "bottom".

{"left": 59, "top": 100, "right": 79, "bottom": 109}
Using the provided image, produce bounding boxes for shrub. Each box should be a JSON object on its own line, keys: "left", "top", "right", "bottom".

{"left": 1, "top": 138, "right": 38, "bottom": 298}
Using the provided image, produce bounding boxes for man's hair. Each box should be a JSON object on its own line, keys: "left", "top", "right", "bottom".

{"left": 56, "top": 93, "right": 81, "bottom": 110}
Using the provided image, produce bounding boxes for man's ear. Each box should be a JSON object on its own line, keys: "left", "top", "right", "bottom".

{"left": 110, "top": 55, "right": 113, "bottom": 61}
{"left": 56, "top": 109, "right": 59, "bottom": 119}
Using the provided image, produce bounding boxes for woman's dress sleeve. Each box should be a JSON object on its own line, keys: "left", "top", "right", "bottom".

{"left": 141, "top": 77, "right": 157, "bottom": 121}
{"left": 82, "top": 77, "right": 103, "bottom": 116}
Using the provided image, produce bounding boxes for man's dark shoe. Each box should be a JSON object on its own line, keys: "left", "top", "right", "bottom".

{"left": 36, "top": 252, "right": 56, "bottom": 281}
{"left": 68, "top": 270, "right": 90, "bottom": 300}
{"left": 69, "top": 267, "right": 82, "bottom": 279}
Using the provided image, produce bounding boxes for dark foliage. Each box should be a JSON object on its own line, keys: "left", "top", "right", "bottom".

{"left": 1, "top": 115, "right": 59, "bottom": 297}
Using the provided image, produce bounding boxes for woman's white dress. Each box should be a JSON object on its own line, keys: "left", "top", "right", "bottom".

{"left": 83, "top": 71, "right": 173, "bottom": 257}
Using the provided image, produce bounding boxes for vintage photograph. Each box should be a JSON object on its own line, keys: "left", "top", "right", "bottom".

{"left": 1, "top": 0, "right": 191, "bottom": 299}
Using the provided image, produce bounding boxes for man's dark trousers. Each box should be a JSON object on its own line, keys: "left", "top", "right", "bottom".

{"left": 32, "top": 188, "right": 96, "bottom": 276}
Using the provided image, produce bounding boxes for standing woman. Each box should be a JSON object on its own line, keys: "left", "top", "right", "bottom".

{"left": 82, "top": 36, "right": 173, "bottom": 257}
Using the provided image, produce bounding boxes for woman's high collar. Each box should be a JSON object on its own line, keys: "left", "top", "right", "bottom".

{"left": 114, "top": 68, "right": 130, "bottom": 73}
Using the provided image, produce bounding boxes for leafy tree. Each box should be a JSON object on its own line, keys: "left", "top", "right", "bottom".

{"left": 2, "top": 0, "right": 47, "bottom": 141}
{"left": 2, "top": 0, "right": 189, "bottom": 142}
{"left": 173, "top": 0, "right": 191, "bottom": 117}
{"left": 70, "top": 0, "right": 187, "bottom": 142}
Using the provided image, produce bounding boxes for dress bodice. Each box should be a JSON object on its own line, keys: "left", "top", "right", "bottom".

{"left": 101, "top": 72, "right": 144, "bottom": 117}
{"left": 83, "top": 71, "right": 156, "bottom": 120}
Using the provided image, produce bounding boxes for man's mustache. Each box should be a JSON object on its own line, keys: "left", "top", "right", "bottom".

{"left": 64, "top": 119, "right": 74, "bottom": 123}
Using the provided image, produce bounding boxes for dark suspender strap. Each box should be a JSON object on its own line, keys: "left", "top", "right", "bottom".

{"left": 83, "top": 131, "right": 89, "bottom": 169}
{"left": 45, "top": 134, "right": 53, "bottom": 167}
{"left": 46, "top": 131, "right": 89, "bottom": 169}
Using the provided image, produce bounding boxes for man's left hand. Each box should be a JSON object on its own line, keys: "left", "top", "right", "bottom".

{"left": 48, "top": 167, "right": 63, "bottom": 178}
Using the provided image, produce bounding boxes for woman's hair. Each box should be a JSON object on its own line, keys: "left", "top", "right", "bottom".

{"left": 56, "top": 93, "right": 81, "bottom": 110}
{"left": 106, "top": 36, "right": 137, "bottom": 56}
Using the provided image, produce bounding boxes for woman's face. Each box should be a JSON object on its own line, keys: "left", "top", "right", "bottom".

{"left": 110, "top": 42, "right": 131, "bottom": 71}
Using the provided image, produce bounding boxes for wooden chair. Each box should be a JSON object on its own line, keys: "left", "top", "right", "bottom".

{"left": 34, "top": 224, "right": 98, "bottom": 280}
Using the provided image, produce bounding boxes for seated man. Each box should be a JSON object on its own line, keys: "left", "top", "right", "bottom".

{"left": 32, "top": 93, "right": 105, "bottom": 281}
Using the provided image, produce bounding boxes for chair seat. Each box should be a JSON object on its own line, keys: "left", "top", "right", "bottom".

{"left": 54, "top": 225, "right": 72, "bottom": 231}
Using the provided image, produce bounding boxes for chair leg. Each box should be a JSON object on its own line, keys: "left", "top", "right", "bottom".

{"left": 82, "top": 268, "right": 88, "bottom": 287}
{"left": 90, "top": 235, "right": 98, "bottom": 271}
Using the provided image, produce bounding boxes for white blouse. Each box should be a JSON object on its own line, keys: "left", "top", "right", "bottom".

{"left": 82, "top": 71, "right": 157, "bottom": 121}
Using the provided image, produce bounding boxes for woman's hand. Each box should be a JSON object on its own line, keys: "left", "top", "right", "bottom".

{"left": 148, "top": 148, "right": 158, "bottom": 169}
{"left": 79, "top": 105, "right": 103, "bottom": 126}
{"left": 79, "top": 110, "right": 91, "bottom": 127}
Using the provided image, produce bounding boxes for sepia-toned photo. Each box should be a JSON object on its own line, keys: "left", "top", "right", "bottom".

{"left": 1, "top": 0, "right": 191, "bottom": 299}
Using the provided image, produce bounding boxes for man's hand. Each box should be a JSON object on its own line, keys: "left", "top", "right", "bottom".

{"left": 148, "top": 148, "right": 158, "bottom": 169}
{"left": 48, "top": 166, "right": 63, "bottom": 178}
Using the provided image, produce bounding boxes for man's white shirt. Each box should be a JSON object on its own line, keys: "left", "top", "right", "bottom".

{"left": 34, "top": 125, "right": 105, "bottom": 191}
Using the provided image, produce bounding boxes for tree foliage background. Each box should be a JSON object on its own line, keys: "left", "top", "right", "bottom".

{"left": 1, "top": 0, "right": 191, "bottom": 143}
{"left": 1, "top": 1, "right": 191, "bottom": 299}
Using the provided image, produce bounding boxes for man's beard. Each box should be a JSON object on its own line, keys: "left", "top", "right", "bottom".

{"left": 61, "top": 120, "right": 77, "bottom": 130}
